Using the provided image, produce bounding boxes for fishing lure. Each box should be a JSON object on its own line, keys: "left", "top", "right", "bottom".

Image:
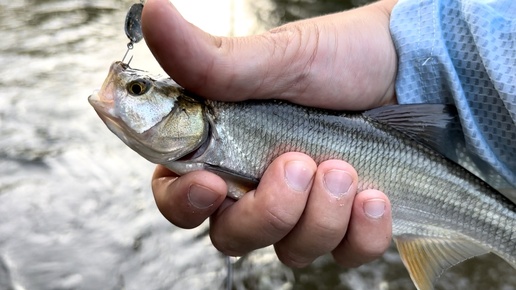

{"left": 122, "top": 2, "right": 144, "bottom": 64}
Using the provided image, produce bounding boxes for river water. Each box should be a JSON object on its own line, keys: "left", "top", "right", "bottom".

{"left": 0, "top": 1, "right": 514, "bottom": 289}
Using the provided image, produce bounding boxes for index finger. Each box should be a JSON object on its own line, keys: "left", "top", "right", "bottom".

{"left": 151, "top": 165, "right": 227, "bottom": 229}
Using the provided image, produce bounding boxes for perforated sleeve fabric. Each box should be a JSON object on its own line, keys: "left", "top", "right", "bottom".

{"left": 390, "top": 0, "right": 516, "bottom": 187}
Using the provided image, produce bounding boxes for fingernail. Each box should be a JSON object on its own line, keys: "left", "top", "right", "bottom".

{"left": 188, "top": 184, "right": 218, "bottom": 209}
{"left": 363, "top": 199, "right": 386, "bottom": 219}
{"left": 284, "top": 161, "right": 314, "bottom": 192}
{"left": 323, "top": 170, "right": 353, "bottom": 198}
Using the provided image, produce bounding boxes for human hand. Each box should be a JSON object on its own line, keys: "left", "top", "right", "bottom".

{"left": 143, "top": 0, "right": 396, "bottom": 267}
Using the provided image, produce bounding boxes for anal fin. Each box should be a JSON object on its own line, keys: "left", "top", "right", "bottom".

{"left": 394, "top": 234, "right": 489, "bottom": 290}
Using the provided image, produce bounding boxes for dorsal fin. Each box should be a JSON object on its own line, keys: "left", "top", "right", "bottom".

{"left": 394, "top": 234, "right": 489, "bottom": 290}
{"left": 364, "top": 104, "right": 464, "bottom": 161}
{"left": 364, "top": 104, "right": 515, "bottom": 195}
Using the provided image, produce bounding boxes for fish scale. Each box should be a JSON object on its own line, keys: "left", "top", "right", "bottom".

{"left": 89, "top": 61, "right": 516, "bottom": 290}
{"left": 201, "top": 99, "right": 516, "bottom": 283}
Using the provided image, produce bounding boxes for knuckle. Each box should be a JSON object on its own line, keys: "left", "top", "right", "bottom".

{"left": 264, "top": 207, "right": 298, "bottom": 236}
{"left": 308, "top": 214, "right": 348, "bottom": 243}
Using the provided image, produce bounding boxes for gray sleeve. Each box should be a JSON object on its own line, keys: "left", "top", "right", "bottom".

{"left": 390, "top": 0, "right": 516, "bottom": 187}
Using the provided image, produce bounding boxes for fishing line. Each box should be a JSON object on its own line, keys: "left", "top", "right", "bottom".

{"left": 225, "top": 255, "right": 233, "bottom": 290}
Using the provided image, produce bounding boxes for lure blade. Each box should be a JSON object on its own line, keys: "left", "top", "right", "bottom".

{"left": 125, "top": 3, "right": 144, "bottom": 44}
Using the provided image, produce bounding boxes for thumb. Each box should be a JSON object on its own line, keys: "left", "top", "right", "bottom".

{"left": 142, "top": 0, "right": 397, "bottom": 110}
{"left": 142, "top": 0, "right": 304, "bottom": 102}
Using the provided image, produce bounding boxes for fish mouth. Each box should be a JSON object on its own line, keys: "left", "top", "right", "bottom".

{"left": 87, "top": 60, "right": 134, "bottom": 145}
{"left": 88, "top": 92, "right": 117, "bottom": 124}
{"left": 89, "top": 95, "right": 196, "bottom": 164}
{"left": 88, "top": 94, "right": 128, "bottom": 141}
{"left": 88, "top": 94, "right": 152, "bottom": 159}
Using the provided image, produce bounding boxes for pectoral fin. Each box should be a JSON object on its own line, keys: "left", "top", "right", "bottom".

{"left": 394, "top": 234, "right": 489, "bottom": 290}
{"left": 204, "top": 164, "right": 259, "bottom": 199}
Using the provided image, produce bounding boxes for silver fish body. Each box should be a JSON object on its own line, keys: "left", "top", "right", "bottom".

{"left": 89, "top": 62, "right": 516, "bottom": 290}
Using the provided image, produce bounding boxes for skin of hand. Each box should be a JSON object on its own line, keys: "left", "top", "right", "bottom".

{"left": 143, "top": 0, "right": 398, "bottom": 268}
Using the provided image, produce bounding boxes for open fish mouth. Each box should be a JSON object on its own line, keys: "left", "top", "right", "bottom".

{"left": 88, "top": 93, "right": 121, "bottom": 132}
{"left": 88, "top": 93, "right": 141, "bottom": 153}
{"left": 88, "top": 92, "right": 108, "bottom": 112}
{"left": 89, "top": 93, "right": 197, "bottom": 164}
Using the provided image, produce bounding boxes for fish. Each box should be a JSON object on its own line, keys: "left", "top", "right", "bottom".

{"left": 88, "top": 61, "right": 516, "bottom": 290}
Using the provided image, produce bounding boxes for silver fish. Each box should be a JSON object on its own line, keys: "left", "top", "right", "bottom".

{"left": 89, "top": 61, "right": 516, "bottom": 290}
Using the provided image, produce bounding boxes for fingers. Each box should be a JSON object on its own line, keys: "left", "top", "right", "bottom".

{"left": 271, "top": 162, "right": 392, "bottom": 269}
{"left": 273, "top": 160, "right": 358, "bottom": 267}
{"left": 332, "top": 189, "right": 392, "bottom": 267}
{"left": 151, "top": 165, "right": 227, "bottom": 229}
{"left": 153, "top": 158, "right": 392, "bottom": 268}
{"left": 209, "top": 153, "right": 317, "bottom": 256}
{"left": 208, "top": 155, "right": 392, "bottom": 267}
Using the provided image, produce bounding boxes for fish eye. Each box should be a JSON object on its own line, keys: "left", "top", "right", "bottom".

{"left": 127, "top": 79, "right": 150, "bottom": 96}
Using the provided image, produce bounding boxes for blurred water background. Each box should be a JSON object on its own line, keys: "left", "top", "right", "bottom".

{"left": 0, "top": 0, "right": 514, "bottom": 289}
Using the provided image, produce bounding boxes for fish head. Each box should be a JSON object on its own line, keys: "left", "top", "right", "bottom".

{"left": 88, "top": 61, "right": 208, "bottom": 163}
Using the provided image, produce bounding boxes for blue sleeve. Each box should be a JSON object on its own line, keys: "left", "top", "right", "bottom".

{"left": 390, "top": 0, "right": 516, "bottom": 187}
